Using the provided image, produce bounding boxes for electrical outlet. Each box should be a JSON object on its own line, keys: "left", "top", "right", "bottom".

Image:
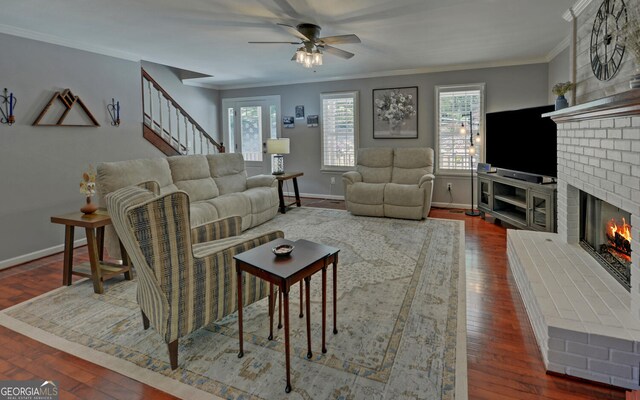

{"left": 330, "top": 177, "right": 336, "bottom": 185}
{"left": 447, "top": 183, "right": 452, "bottom": 191}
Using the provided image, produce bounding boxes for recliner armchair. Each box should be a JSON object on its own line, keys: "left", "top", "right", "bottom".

{"left": 106, "top": 185, "right": 284, "bottom": 369}
{"left": 342, "top": 147, "right": 435, "bottom": 220}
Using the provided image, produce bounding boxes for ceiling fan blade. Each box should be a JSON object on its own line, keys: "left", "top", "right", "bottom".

{"left": 291, "top": 52, "right": 297, "bottom": 61}
{"left": 322, "top": 45, "right": 355, "bottom": 59}
{"left": 319, "top": 34, "right": 361, "bottom": 45}
{"left": 248, "top": 41, "right": 301, "bottom": 44}
{"left": 277, "top": 23, "right": 310, "bottom": 41}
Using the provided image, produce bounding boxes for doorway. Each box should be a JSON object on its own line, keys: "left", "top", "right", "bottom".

{"left": 222, "top": 96, "right": 281, "bottom": 176}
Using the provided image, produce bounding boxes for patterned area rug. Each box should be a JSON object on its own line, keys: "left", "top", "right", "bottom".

{"left": 0, "top": 208, "right": 466, "bottom": 399}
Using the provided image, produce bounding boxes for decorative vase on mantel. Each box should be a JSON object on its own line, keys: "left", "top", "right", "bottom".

{"left": 80, "top": 196, "right": 97, "bottom": 215}
{"left": 555, "top": 95, "right": 569, "bottom": 111}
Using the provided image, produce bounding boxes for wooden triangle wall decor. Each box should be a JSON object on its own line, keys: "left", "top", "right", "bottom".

{"left": 33, "top": 89, "right": 100, "bottom": 127}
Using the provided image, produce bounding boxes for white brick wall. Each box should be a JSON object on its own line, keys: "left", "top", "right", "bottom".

{"left": 508, "top": 230, "right": 640, "bottom": 389}
{"left": 557, "top": 115, "right": 639, "bottom": 269}
{"left": 512, "top": 114, "right": 640, "bottom": 389}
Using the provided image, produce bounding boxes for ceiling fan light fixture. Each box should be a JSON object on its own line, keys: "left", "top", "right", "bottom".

{"left": 303, "top": 53, "right": 314, "bottom": 68}
{"left": 295, "top": 48, "right": 306, "bottom": 63}
{"left": 313, "top": 50, "right": 322, "bottom": 66}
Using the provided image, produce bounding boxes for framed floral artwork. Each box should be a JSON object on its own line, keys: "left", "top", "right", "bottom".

{"left": 373, "top": 87, "right": 418, "bottom": 139}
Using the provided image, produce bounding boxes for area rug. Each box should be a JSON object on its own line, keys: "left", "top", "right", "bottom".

{"left": 0, "top": 208, "right": 467, "bottom": 399}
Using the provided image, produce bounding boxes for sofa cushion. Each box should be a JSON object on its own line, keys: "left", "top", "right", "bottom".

{"left": 189, "top": 200, "right": 220, "bottom": 227}
{"left": 384, "top": 183, "right": 424, "bottom": 206}
{"left": 391, "top": 148, "right": 434, "bottom": 184}
{"left": 384, "top": 183, "right": 425, "bottom": 220}
{"left": 357, "top": 148, "right": 393, "bottom": 183}
{"left": 207, "top": 154, "right": 248, "bottom": 195}
{"left": 242, "top": 187, "right": 279, "bottom": 227}
{"left": 168, "top": 155, "right": 220, "bottom": 202}
{"left": 347, "top": 182, "right": 385, "bottom": 205}
{"left": 97, "top": 158, "right": 177, "bottom": 204}
{"left": 243, "top": 187, "right": 279, "bottom": 213}
{"left": 207, "top": 193, "right": 251, "bottom": 230}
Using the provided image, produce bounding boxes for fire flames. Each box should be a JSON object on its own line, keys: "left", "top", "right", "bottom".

{"left": 608, "top": 218, "right": 632, "bottom": 243}
{"left": 607, "top": 217, "right": 632, "bottom": 260}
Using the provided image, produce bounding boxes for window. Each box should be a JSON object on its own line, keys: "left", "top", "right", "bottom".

{"left": 436, "top": 84, "right": 485, "bottom": 173}
{"left": 321, "top": 91, "right": 359, "bottom": 170}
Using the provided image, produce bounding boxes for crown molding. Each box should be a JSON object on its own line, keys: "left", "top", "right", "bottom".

{"left": 219, "top": 57, "right": 549, "bottom": 90}
{"left": 181, "top": 77, "right": 222, "bottom": 90}
{"left": 181, "top": 80, "right": 222, "bottom": 90}
{"left": 0, "top": 23, "right": 141, "bottom": 62}
{"left": 546, "top": 35, "right": 571, "bottom": 62}
{"left": 563, "top": 0, "right": 593, "bottom": 21}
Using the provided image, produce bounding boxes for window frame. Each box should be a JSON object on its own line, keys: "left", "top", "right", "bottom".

{"left": 320, "top": 90, "right": 359, "bottom": 172}
{"left": 434, "top": 83, "right": 486, "bottom": 176}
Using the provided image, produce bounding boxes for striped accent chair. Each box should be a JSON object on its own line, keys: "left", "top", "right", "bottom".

{"left": 106, "top": 185, "right": 284, "bottom": 370}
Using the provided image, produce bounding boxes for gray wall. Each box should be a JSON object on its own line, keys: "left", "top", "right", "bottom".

{"left": 222, "top": 63, "right": 550, "bottom": 205}
{"left": 0, "top": 34, "right": 219, "bottom": 265}
{"left": 548, "top": 47, "right": 571, "bottom": 104}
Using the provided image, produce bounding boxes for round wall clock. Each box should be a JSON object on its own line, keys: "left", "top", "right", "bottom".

{"left": 590, "top": 0, "right": 627, "bottom": 81}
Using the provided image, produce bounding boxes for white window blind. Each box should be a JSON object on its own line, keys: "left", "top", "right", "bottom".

{"left": 321, "top": 91, "right": 358, "bottom": 170}
{"left": 437, "top": 86, "right": 483, "bottom": 172}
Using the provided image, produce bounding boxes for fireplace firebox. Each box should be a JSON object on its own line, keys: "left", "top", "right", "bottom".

{"left": 579, "top": 191, "right": 632, "bottom": 291}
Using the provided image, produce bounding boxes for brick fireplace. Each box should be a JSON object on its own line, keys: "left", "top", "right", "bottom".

{"left": 508, "top": 90, "right": 640, "bottom": 389}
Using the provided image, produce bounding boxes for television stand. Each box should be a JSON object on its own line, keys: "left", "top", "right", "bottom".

{"left": 477, "top": 172, "right": 556, "bottom": 232}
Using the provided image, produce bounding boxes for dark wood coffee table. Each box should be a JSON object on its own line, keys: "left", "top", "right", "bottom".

{"left": 234, "top": 238, "right": 339, "bottom": 393}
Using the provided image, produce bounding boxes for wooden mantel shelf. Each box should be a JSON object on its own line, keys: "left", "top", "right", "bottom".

{"left": 543, "top": 89, "right": 640, "bottom": 123}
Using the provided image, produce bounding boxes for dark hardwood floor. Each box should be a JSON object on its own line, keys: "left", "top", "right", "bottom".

{"left": 0, "top": 198, "right": 626, "bottom": 399}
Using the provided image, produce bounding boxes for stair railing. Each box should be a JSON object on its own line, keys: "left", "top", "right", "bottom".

{"left": 141, "top": 68, "right": 223, "bottom": 155}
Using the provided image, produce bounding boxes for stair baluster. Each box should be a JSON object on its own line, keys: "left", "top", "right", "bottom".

{"left": 141, "top": 68, "right": 223, "bottom": 156}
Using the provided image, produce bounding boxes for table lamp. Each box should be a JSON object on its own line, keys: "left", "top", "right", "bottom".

{"left": 266, "top": 138, "right": 290, "bottom": 175}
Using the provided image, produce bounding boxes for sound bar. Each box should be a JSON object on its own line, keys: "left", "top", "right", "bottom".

{"left": 495, "top": 168, "right": 554, "bottom": 184}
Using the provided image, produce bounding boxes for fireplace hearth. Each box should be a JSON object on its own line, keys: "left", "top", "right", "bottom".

{"left": 580, "top": 191, "right": 632, "bottom": 291}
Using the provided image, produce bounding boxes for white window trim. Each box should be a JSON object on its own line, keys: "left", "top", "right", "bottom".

{"left": 320, "top": 90, "right": 359, "bottom": 172}
{"left": 434, "top": 83, "right": 486, "bottom": 176}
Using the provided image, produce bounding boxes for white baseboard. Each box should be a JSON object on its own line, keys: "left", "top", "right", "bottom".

{"left": 0, "top": 238, "right": 87, "bottom": 271}
{"left": 283, "top": 192, "right": 345, "bottom": 201}
{"left": 431, "top": 202, "right": 471, "bottom": 209}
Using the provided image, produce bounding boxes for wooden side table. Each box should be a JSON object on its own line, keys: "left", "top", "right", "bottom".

{"left": 275, "top": 172, "right": 303, "bottom": 213}
{"left": 51, "top": 210, "right": 132, "bottom": 294}
{"left": 234, "top": 238, "right": 339, "bottom": 393}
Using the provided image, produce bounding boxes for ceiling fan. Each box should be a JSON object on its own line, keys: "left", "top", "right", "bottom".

{"left": 249, "top": 23, "right": 361, "bottom": 67}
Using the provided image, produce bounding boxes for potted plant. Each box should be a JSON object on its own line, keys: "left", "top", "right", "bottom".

{"left": 552, "top": 82, "right": 576, "bottom": 110}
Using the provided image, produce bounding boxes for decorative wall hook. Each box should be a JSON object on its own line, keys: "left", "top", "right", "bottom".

{"left": 1, "top": 88, "right": 17, "bottom": 125}
{"left": 107, "top": 98, "right": 120, "bottom": 126}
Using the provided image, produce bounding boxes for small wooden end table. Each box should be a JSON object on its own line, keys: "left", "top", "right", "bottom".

{"left": 234, "top": 238, "right": 339, "bottom": 393}
{"left": 51, "top": 210, "right": 132, "bottom": 294}
{"left": 275, "top": 172, "right": 303, "bottom": 213}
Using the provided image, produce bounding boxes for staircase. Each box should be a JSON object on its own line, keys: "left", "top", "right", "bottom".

{"left": 141, "top": 68, "right": 223, "bottom": 156}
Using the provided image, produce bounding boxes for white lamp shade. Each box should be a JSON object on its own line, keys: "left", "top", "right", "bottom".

{"left": 266, "top": 138, "right": 290, "bottom": 154}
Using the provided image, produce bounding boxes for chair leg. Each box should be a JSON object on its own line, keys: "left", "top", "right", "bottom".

{"left": 168, "top": 340, "right": 178, "bottom": 370}
{"left": 141, "top": 310, "right": 149, "bottom": 330}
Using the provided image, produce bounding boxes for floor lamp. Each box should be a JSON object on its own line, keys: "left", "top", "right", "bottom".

{"left": 460, "top": 112, "right": 481, "bottom": 216}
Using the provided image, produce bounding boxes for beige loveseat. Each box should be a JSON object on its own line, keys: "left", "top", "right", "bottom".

{"left": 97, "top": 153, "right": 279, "bottom": 256}
{"left": 342, "top": 147, "right": 435, "bottom": 220}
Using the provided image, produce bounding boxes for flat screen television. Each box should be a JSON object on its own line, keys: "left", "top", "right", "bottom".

{"left": 485, "top": 105, "right": 557, "bottom": 179}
